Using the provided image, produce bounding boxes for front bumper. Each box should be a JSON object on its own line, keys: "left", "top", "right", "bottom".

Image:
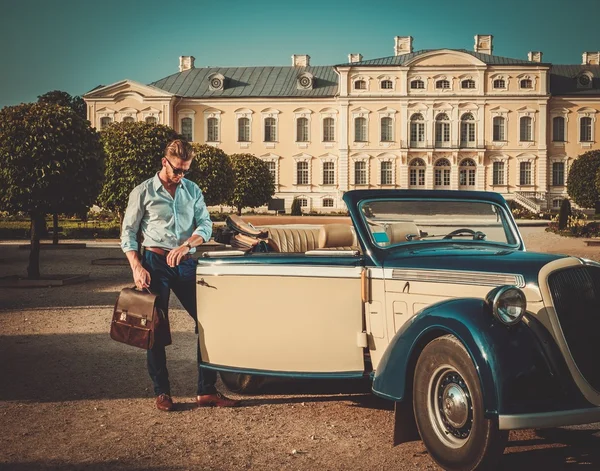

{"left": 499, "top": 407, "right": 600, "bottom": 430}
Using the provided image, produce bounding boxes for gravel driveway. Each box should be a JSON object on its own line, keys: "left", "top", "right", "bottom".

{"left": 1, "top": 228, "right": 600, "bottom": 470}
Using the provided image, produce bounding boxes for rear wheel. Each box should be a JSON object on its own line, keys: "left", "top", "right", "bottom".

{"left": 219, "top": 372, "right": 265, "bottom": 394}
{"left": 413, "top": 335, "right": 507, "bottom": 471}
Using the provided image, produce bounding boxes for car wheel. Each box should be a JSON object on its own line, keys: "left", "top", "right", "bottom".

{"left": 219, "top": 372, "right": 265, "bottom": 394}
{"left": 413, "top": 335, "right": 508, "bottom": 471}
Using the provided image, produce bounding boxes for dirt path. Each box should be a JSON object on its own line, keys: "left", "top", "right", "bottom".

{"left": 1, "top": 229, "right": 599, "bottom": 470}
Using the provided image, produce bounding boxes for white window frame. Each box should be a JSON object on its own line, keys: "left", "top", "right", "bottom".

{"left": 410, "top": 79, "right": 426, "bottom": 90}
{"left": 350, "top": 154, "right": 370, "bottom": 186}
{"left": 262, "top": 109, "right": 280, "bottom": 144}
{"left": 490, "top": 108, "right": 509, "bottom": 144}
{"left": 204, "top": 110, "right": 221, "bottom": 143}
{"left": 578, "top": 109, "right": 596, "bottom": 144}
{"left": 293, "top": 153, "right": 312, "bottom": 187}
{"left": 460, "top": 113, "right": 477, "bottom": 148}
{"left": 461, "top": 78, "right": 476, "bottom": 90}
{"left": 489, "top": 156, "right": 508, "bottom": 186}
{"left": 409, "top": 158, "right": 426, "bottom": 188}
{"left": 352, "top": 108, "right": 370, "bottom": 143}
{"left": 517, "top": 109, "right": 536, "bottom": 144}
{"left": 141, "top": 108, "right": 161, "bottom": 124}
{"left": 459, "top": 158, "right": 477, "bottom": 188}
{"left": 320, "top": 154, "right": 337, "bottom": 187}
{"left": 178, "top": 109, "right": 196, "bottom": 142}
{"left": 261, "top": 153, "right": 280, "bottom": 190}
{"left": 235, "top": 108, "right": 254, "bottom": 145}
{"left": 377, "top": 155, "right": 396, "bottom": 186}
{"left": 322, "top": 197, "right": 335, "bottom": 208}
{"left": 434, "top": 77, "right": 452, "bottom": 91}
{"left": 552, "top": 115, "right": 566, "bottom": 142}
{"left": 434, "top": 157, "right": 451, "bottom": 188}
{"left": 517, "top": 155, "right": 536, "bottom": 187}
{"left": 435, "top": 113, "right": 451, "bottom": 147}
{"left": 410, "top": 112, "right": 426, "bottom": 148}
{"left": 491, "top": 74, "right": 509, "bottom": 91}
{"left": 352, "top": 76, "right": 369, "bottom": 92}
{"left": 320, "top": 108, "right": 338, "bottom": 145}
{"left": 550, "top": 158, "right": 567, "bottom": 187}
{"left": 96, "top": 108, "right": 115, "bottom": 130}
{"left": 378, "top": 108, "right": 396, "bottom": 144}
{"left": 294, "top": 109, "right": 312, "bottom": 144}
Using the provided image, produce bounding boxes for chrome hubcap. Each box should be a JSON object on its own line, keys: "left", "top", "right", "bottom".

{"left": 442, "top": 382, "right": 469, "bottom": 429}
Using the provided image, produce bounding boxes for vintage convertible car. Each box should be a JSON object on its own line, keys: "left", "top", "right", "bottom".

{"left": 196, "top": 189, "right": 600, "bottom": 471}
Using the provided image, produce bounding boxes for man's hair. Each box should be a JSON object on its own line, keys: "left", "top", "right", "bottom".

{"left": 164, "top": 139, "right": 194, "bottom": 162}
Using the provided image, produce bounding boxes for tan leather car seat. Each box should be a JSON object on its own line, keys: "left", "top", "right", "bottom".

{"left": 318, "top": 224, "right": 357, "bottom": 249}
{"left": 386, "top": 222, "right": 421, "bottom": 244}
{"left": 263, "top": 227, "right": 320, "bottom": 253}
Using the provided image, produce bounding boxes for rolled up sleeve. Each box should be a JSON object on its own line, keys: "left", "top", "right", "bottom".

{"left": 192, "top": 189, "right": 213, "bottom": 243}
{"left": 120, "top": 186, "right": 144, "bottom": 253}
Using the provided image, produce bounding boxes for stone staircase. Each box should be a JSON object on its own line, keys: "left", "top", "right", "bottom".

{"left": 512, "top": 191, "right": 547, "bottom": 213}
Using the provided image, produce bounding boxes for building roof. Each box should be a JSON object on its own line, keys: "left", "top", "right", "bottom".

{"left": 150, "top": 66, "right": 339, "bottom": 98}
{"left": 550, "top": 65, "right": 600, "bottom": 95}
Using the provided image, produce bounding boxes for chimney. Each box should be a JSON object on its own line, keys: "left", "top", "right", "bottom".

{"left": 179, "top": 56, "right": 195, "bottom": 72}
{"left": 348, "top": 53, "right": 363, "bottom": 63}
{"left": 528, "top": 51, "right": 543, "bottom": 63}
{"left": 292, "top": 54, "right": 310, "bottom": 67}
{"left": 474, "top": 35, "right": 493, "bottom": 55}
{"left": 394, "top": 36, "right": 413, "bottom": 56}
{"left": 582, "top": 52, "right": 600, "bottom": 65}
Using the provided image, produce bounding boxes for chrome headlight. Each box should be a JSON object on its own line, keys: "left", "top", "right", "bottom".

{"left": 486, "top": 286, "right": 526, "bottom": 325}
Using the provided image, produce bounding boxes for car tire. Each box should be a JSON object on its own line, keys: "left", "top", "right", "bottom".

{"left": 219, "top": 372, "right": 265, "bottom": 394}
{"left": 413, "top": 335, "right": 508, "bottom": 471}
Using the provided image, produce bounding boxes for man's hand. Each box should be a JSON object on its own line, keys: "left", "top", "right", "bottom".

{"left": 166, "top": 245, "right": 190, "bottom": 267}
{"left": 133, "top": 264, "right": 151, "bottom": 289}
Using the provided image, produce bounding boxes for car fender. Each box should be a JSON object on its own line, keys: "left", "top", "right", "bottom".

{"left": 372, "top": 297, "right": 563, "bottom": 417}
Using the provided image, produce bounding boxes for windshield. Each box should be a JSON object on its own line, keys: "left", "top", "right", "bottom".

{"left": 360, "top": 199, "right": 519, "bottom": 248}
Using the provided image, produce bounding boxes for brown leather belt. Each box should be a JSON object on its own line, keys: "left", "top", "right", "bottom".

{"left": 144, "top": 246, "right": 192, "bottom": 260}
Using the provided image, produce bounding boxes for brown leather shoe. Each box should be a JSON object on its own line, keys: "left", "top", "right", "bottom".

{"left": 196, "top": 392, "right": 239, "bottom": 408}
{"left": 156, "top": 393, "right": 174, "bottom": 411}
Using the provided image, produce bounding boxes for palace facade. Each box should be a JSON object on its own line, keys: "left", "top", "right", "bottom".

{"left": 83, "top": 35, "right": 600, "bottom": 213}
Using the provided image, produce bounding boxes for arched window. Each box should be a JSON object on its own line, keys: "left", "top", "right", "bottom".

{"left": 493, "top": 116, "right": 506, "bottom": 141}
{"left": 461, "top": 79, "right": 476, "bottom": 89}
{"left": 100, "top": 117, "right": 112, "bottom": 130}
{"left": 296, "top": 161, "right": 309, "bottom": 185}
{"left": 380, "top": 161, "right": 393, "bottom": 185}
{"left": 380, "top": 117, "right": 393, "bottom": 142}
{"left": 520, "top": 79, "right": 533, "bottom": 89}
{"left": 323, "top": 117, "right": 335, "bottom": 142}
{"left": 520, "top": 116, "right": 533, "bottom": 141}
{"left": 493, "top": 79, "right": 506, "bottom": 89}
{"left": 181, "top": 117, "right": 193, "bottom": 141}
{"left": 122, "top": 116, "right": 135, "bottom": 123}
{"left": 409, "top": 158, "right": 426, "bottom": 187}
{"left": 296, "top": 117, "right": 309, "bottom": 142}
{"left": 459, "top": 158, "right": 476, "bottom": 187}
{"left": 264, "top": 117, "right": 277, "bottom": 142}
{"left": 520, "top": 161, "right": 532, "bottom": 185}
{"left": 238, "top": 117, "right": 250, "bottom": 142}
{"left": 207, "top": 117, "right": 219, "bottom": 142}
{"left": 434, "top": 158, "right": 451, "bottom": 188}
{"left": 435, "top": 113, "right": 450, "bottom": 147}
{"left": 436, "top": 80, "right": 450, "bottom": 89}
{"left": 355, "top": 117, "right": 367, "bottom": 142}
{"left": 460, "top": 113, "right": 476, "bottom": 148}
{"left": 410, "top": 113, "right": 425, "bottom": 147}
{"left": 492, "top": 161, "right": 505, "bottom": 185}
{"left": 410, "top": 80, "right": 425, "bottom": 89}
{"left": 580, "top": 117, "right": 593, "bottom": 142}
{"left": 552, "top": 116, "right": 565, "bottom": 142}
{"left": 354, "top": 80, "right": 366, "bottom": 90}
{"left": 354, "top": 161, "right": 367, "bottom": 185}
{"left": 145, "top": 116, "right": 157, "bottom": 124}
{"left": 381, "top": 80, "right": 393, "bottom": 89}
{"left": 323, "top": 198, "right": 334, "bottom": 208}
{"left": 322, "top": 161, "right": 335, "bottom": 185}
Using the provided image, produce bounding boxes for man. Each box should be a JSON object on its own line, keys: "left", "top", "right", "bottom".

{"left": 121, "top": 139, "right": 238, "bottom": 411}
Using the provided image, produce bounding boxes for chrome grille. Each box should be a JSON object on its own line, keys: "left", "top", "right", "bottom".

{"left": 548, "top": 266, "right": 600, "bottom": 391}
{"left": 391, "top": 269, "right": 525, "bottom": 287}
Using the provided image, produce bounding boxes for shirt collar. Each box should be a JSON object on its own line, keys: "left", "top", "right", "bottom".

{"left": 152, "top": 173, "right": 163, "bottom": 192}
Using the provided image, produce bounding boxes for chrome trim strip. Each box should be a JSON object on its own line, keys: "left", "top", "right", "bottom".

{"left": 499, "top": 407, "right": 600, "bottom": 430}
{"left": 202, "top": 250, "right": 246, "bottom": 257}
{"left": 305, "top": 250, "right": 360, "bottom": 256}
{"left": 388, "top": 268, "right": 526, "bottom": 288}
{"left": 196, "top": 265, "right": 363, "bottom": 278}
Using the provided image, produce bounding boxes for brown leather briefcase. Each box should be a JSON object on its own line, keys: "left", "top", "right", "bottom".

{"left": 110, "top": 287, "right": 171, "bottom": 349}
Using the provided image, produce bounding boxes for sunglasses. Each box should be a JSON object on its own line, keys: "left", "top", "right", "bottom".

{"left": 165, "top": 158, "right": 190, "bottom": 176}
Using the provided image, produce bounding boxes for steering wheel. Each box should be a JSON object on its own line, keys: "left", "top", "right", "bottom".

{"left": 443, "top": 228, "right": 486, "bottom": 240}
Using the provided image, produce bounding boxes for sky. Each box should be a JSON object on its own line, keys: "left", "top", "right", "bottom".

{"left": 1, "top": 0, "right": 600, "bottom": 109}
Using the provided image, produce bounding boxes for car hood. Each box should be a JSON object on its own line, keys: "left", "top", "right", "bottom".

{"left": 382, "top": 245, "right": 567, "bottom": 285}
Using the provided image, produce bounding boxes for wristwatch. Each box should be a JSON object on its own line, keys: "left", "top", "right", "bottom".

{"left": 184, "top": 241, "right": 192, "bottom": 250}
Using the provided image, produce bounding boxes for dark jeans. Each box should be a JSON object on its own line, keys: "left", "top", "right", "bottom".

{"left": 142, "top": 250, "right": 217, "bottom": 397}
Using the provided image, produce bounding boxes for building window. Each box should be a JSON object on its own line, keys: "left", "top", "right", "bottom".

{"left": 207, "top": 117, "right": 219, "bottom": 142}
{"left": 459, "top": 159, "right": 476, "bottom": 187}
{"left": 381, "top": 117, "right": 393, "bottom": 142}
{"left": 355, "top": 117, "right": 367, "bottom": 142}
{"left": 461, "top": 79, "right": 475, "bottom": 89}
{"left": 296, "top": 161, "right": 309, "bottom": 185}
{"left": 380, "top": 161, "right": 393, "bottom": 185}
{"left": 100, "top": 117, "right": 112, "bottom": 130}
{"left": 266, "top": 161, "right": 277, "bottom": 183}
{"left": 122, "top": 116, "right": 135, "bottom": 123}
{"left": 520, "top": 116, "right": 533, "bottom": 141}
{"left": 238, "top": 117, "right": 250, "bottom": 142}
{"left": 520, "top": 79, "right": 533, "bottom": 89}
{"left": 493, "top": 116, "right": 506, "bottom": 141}
{"left": 552, "top": 116, "right": 565, "bottom": 142}
{"left": 354, "top": 80, "right": 366, "bottom": 90}
{"left": 460, "top": 113, "right": 476, "bottom": 148}
{"left": 297, "top": 117, "right": 309, "bottom": 142}
{"left": 492, "top": 161, "right": 505, "bottom": 185}
{"left": 520, "top": 161, "right": 532, "bottom": 185}
{"left": 552, "top": 162, "right": 565, "bottom": 186}
{"left": 323, "top": 117, "right": 335, "bottom": 142}
{"left": 181, "top": 117, "right": 193, "bottom": 141}
{"left": 381, "top": 80, "right": 393, "bottom": 89}
{"left": 323, "top": 198, "right": 334, "bottom": 208}
{"left": 323, "top": 161, "right": 335, "bottom": 185}
{"left": 409, "top": 158, "right": 426, "bottom": 187}
{"left": 493, "top": 79, "right": 506, "bottom": 89}
{"left": 436, "top": 80, "right": 450, "bottom": 89}
{"left": 145, "top": 116, "right": 157, "bottom": 124}
{"left": 410, "top": 80, "right": 425, "bottom": 89}
{"left": 434, "top": 158, "right": 451, "bottom": 187}
{"left": 298, "top": 198, "right": 308, "bottom": 208}
{"left": 435, "top": 113, "right": 450, "bottom": 147}
{"left": 552, "top": 199, "right": 562, "bottom": 210}
{"left": 410, "top": 113, "right": 425, "bottom": 147}
{"left": 264, "top": 117, "right": 277, "bottom": 142}
{"left": 580, "top": 117, "right": 593, "bottom": 142}
{"left": 354, "top": 161, "right": 367, "bottom": 185}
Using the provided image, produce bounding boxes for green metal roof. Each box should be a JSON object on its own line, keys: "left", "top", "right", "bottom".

{"left": 550, "top": 65, "right": 600, "bottom": 95}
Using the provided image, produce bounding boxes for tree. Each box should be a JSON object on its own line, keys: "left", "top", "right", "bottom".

{"left": 568, "top": 150, "right": 600, "bottom": 208}
{"left": 38, "top": 90, "right": 86, "bottom": 120}
{"left": 0, "top": 103, "right": 104, "bottom": 278}
{"left": 189, "top": 144, "right": 234, "bottom": 206}
{"left": 228, "top": 153, "right": 275, "bottom": 215}
{"left": 291, "top": 198, "right": 302, "bottom": 216}
{"left": 98, "top": 122, "right": 181, "bottom": 220}
{"left": 558, "top": 198, "right": 572, "bottom": 230}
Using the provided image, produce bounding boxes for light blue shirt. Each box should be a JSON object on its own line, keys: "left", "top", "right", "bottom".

{"left": 121, "top": 173, "right": 212, "bottom": 254}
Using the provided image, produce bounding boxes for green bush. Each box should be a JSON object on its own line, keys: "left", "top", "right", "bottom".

{"left": 290, "top": 198, "right": 302, "bottom": 216}
{"left": 568, "top": 150, "right": 600, "bottom": 208}
{"left": 558, "top": 198, "right": 572, "bottom": 230}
